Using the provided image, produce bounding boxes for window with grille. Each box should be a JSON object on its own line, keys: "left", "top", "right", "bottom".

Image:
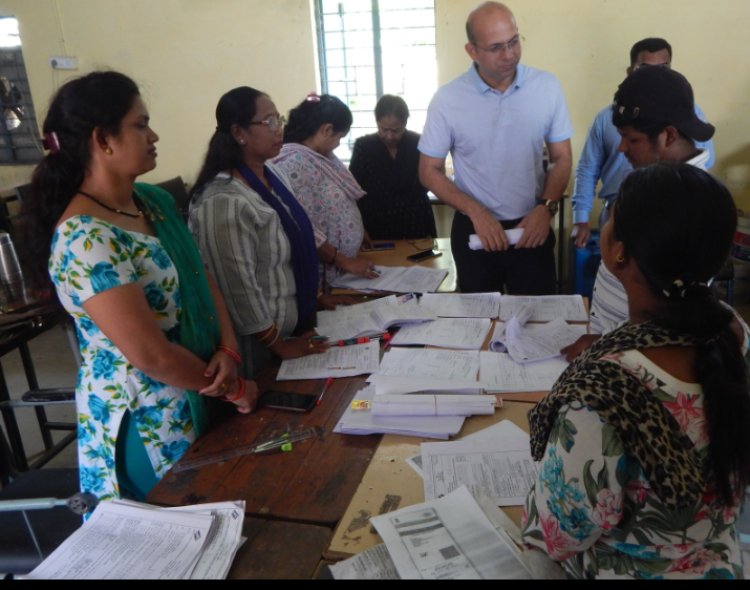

{"left": 0, "top": 17, "right": 42, "bottom": 165}
{"left": 314, "top": 0, "right": 436, "bottom": 162}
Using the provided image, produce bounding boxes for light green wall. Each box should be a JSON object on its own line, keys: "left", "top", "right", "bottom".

{"left": 2, "top": 0, "right": 749, "bottom": 211}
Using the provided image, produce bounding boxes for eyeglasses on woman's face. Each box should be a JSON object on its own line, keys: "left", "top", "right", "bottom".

{"left": 248, "top": 114, "right": 287, "bottom": 133}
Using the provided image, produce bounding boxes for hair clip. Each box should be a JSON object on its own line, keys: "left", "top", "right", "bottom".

{"left": 306, "top": 92, "right": 321, "bottom": 102}
{"left": 42, "top": 131, "right": 60, "bottom": 154}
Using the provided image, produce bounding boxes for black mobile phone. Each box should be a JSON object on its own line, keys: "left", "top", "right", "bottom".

{"left": 362, "top": 242, "right": 395, "bottom": 251}
{"left": 258, "top": 391, "right": 317, "bottom": 413}
{"left": 407, "top": 249, "right": 442, "bottom": 262}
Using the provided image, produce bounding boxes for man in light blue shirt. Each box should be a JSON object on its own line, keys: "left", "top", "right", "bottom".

{"left": 418, "top": 1, "right": 572, "bottom": 294}
{"left": 571, "top": 37, "right": 715, "bottom": 248}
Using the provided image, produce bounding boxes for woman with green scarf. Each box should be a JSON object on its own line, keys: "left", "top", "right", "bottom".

{"left": 20, "top": 71, "right": 255, "bottom": 502}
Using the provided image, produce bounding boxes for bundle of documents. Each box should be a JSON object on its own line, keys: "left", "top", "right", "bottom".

{"left": 331, "top": 265, "right": 448, "bottom": 293}
{"left": 371, "top": 393, "right": 496, "bottom": 417}
{"left": 374, "top": 348, "right": 480, "bottom": 391}
{"left": 315, "top": 293, "right": 436, "bottom": 341}
{"left": 22, "top": 499, "right": 245, "bottom": 580}
{"left": 388, "top": 317, "right": 492, "bottom": 350}
{"left": 333, "top": 384, "right": 466, "bottom": 439}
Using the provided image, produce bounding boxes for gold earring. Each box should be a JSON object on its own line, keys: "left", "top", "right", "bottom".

{"left": 104, "top": 147, "right": 113, "bottom": 155}
{"left": 616, "top": 253, "right": 625, "bottom": 263}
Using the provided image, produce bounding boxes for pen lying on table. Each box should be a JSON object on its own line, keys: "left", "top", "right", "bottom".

{"left": 317, "top": 377, "right": 334, "bottom": 406}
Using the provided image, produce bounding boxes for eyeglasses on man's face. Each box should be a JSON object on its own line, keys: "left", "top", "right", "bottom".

{"left": 632, "top": 61, "right": 671, "bottom": 71}
{"left": 249, "top": 114, "right": 287, "bottom": 133}
{"left": 472, "top": 34, "right": 522, "bottom": 55}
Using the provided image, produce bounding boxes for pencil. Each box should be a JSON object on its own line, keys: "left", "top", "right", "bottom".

{"left": 317, "top": 377, "right": 334, "bottom": 406}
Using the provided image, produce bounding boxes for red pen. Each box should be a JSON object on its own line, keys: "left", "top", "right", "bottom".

{"left": 317, "top": 377, "right": 334, "bottom": 406}
{"left": 335, "top": 336, "right": 371, "bottom": 347}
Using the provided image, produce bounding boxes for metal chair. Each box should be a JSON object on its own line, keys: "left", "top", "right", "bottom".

{"left": 0, "top": 410, "right": 92, "bottom": 578}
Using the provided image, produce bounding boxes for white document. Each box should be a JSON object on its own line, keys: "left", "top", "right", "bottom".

{"left": 389, "top": 317, "right": 491, "bottom": 350}
{"left": 328, "top": 543, "right": 401, "bottom": 580}
{"left": 498, "top": 294, "right": 588, "bottom": 322}
{"left": 276, "top": 341, "right": 380, "bottom": 380}
{"left": 479, "top": 351, "right": 568, "bottom": 392}
{"left": 316, "top": 294, "right": 434, "bottom": 341}
{"left": 421, "top": 437, "right": 538, "bottom": 506}
{"left": 334, "top": 384, "right": 465, "bottom": 439}
{"left": 407, "top": 420, "right": 530, "bottom": 478}
{"left": 23, "top": 500, "right": 214, "bottom": 579}
{"left": 331, "top": 265, "right": 448, "bottom": 293}
{"left": 371, "top": 394, "right": 495, "bottom": 417}
{"left": 376, "top": 347, "right": 480, "bottom": 382}
{"left": 418, "top": 293, "right": 501, "bottom": 318}
{"left": 469, "top": 229, "right": 523, "bottom": 249}
{"left": 505, "top": 317, "right": 587, "bottom": 363}
{"left": 370, "top": 486, "right": 529, "bottom": 579}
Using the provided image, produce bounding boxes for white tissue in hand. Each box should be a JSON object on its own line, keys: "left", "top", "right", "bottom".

{"left": 468, "top": 228, "right": 524, "bottom": 250}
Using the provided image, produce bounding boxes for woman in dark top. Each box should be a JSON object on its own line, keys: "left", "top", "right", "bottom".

{"left": 349, "top": 95, "right": 436, "bottom": 240}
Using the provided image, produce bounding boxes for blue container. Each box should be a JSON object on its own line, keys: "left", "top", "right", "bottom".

{"left": 570, "top": 230, "right": 601, "bottom": 300}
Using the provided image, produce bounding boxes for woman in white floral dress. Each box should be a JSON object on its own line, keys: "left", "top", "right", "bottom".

{"left": 272, "top": 94, "right": 377, "bottom": 287}
{"left": 20, "top": 72, "right": 257, "bottom": 501}
{"left": 522, "top": 163, "right": 750, "bottom": 579}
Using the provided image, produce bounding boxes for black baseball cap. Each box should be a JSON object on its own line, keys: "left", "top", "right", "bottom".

{"left": 612, "top": 67, "right": 715, "bottom": 142}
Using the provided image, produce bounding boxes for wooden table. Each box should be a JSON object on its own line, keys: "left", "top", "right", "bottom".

{"left": 355, "top": 237, "right": 456, "bottom": 293}
{"left": 147, "top": 370, "right": 380, "bottom": 527}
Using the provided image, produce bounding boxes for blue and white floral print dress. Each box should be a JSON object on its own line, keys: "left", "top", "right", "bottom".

{"left": 49, "top": 215, "right": 195, "bottom": 500}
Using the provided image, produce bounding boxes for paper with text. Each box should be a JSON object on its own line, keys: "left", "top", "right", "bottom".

{"left": 389, "top": 317, "right": 491, "bottom": 350}
{"left": 498, "top": 294, "right": 588, "bottom": 322}
{"left": 331, "top": 265, "right": 448, "bottom": 293}
{"left": 479, "top": 351, "right": 568, "bottom": 392}
{"left": 419, "top": 292, "right": 501, "bottom": 318}
{"left": 421, "top": 437, "right": 538, "bottom": 506}
{"left": 276, "top": 341, "right": 380, "bottom": 379}
{"left": 370, "top": 486, "right": 530, "bottom": 579}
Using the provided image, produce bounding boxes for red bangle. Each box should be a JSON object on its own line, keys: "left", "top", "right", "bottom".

{"left": 223, "top": 378, "right": 245, "bottom": 402}
{"left": 218, "top": 345, "right": 241, "bottom": 364}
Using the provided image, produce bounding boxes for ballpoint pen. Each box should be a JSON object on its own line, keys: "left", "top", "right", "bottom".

{"left": 334, "top": 336, "right": 374, "bottom": 347}
{"left": 317, "top": 377, "right": 334, "bottom": 406}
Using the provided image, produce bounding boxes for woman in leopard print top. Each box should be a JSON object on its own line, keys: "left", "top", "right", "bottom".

{"left": 522, "top": 163, "right": 750, "bottom": 579}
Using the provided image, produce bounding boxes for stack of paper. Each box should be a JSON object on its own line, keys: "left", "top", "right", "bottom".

{"left": 333, "top": 385, "right": 466, "bottom": 439}
{"left": 331, "top": 265, "right": 448, "bottom": 293}
{"left": 22, "top": 499, "right": 245, "bottom": 580}
{"left": 316, "top": 294, "right": 436, "bottom": 341}
{"left": 371, "top": 394, "right": 496, "bottom": 417}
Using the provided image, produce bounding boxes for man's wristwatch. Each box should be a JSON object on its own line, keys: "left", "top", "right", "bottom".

{"left": 537, "top": 198, "right": 559, "bottom": 216}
